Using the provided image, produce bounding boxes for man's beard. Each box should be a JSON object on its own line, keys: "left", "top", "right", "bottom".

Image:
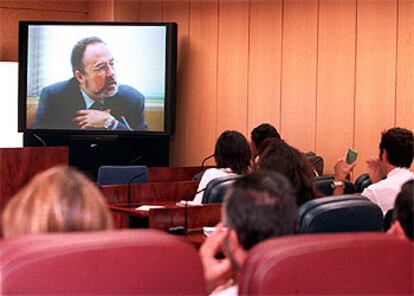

{"left": 86, "top": 78, "right": 118, "bottom": 99}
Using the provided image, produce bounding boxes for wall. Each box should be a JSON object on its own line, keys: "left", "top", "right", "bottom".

{"left": 1, "top": 0, "right": 413, "bottom": 176}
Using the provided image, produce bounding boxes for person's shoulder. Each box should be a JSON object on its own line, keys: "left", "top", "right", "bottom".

{"left": 117, "top": 84, "right": 145, "bottom": 99}
{"left": 42, "top": 78, "right": 78, "bottom": 95}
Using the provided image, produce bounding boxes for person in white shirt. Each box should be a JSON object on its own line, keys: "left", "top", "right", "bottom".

{"left": 334, "top": 127, "right": 414, "bottom": 214}
{"left": 193, "top": 130, "right": 251, "bottom": 204}
{"left": 199, "top": 171, "right": 297, "bottom": 295}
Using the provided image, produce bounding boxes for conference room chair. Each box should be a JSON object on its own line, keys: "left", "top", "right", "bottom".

{"left": 297, "top": 194, "right": 383, "bottom": 233}
{"left": 96, "top": 165, "right": 148, "bottom": 186}
{"left": 238, "top": 233, "right": 413, "bottom": 295}
{"left": 314, "top": 178, "right": 356, "bottom": 196}
{"left": 201, "top": 175, "right": 241, "bottom": 204}
{"left": 354, "top": 172, "right": 373, "bottom": 193}
{"left": 0, "top": 229, "right": 205, "bottom": 295}
{"left": 383, "top": 208, "right": 394, "bottom": 231}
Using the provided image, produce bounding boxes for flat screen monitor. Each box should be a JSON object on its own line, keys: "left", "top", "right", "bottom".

{"left": 18, "top": 21, "right": 177, "bottom": 135}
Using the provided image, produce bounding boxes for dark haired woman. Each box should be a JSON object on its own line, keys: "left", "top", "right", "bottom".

{"left": 256, "top": 139, "right": 319, "bottom": 206}
{"left": 193, "top": 130, "right": 252, "bottom": 203}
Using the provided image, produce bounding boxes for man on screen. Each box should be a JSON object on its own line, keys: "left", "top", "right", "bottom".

{"left": 31, "top": 37, "right": 147, "bottom": 130}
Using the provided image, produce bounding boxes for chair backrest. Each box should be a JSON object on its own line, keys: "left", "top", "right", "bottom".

{"left": 383, "top": 208, "right": 394, "bottom": 231}
{"left": 304, "top": 151, "right": 324, "bottom": 176}
{"left": 201, "top": 175, "right": 241, "bottom": 204}
{"left": 239, "top": 233, "right": 414, "bottom": 295}
{"left": 314, "top": 178, "right": 355, "bottom": 196}
{"left": 97, "top": 165, "right": 148, "bottom": 186}
{"left": 355, "top": 172, "right": 373, "bottom": 193}
{"left": 0, "top": 230, "right": 205, "bottom": 295}
{"left": 297, "top": 194, "right": 383, "bottom": 233}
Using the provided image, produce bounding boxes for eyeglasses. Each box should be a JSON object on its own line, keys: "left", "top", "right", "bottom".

{"left": 84, "top": 60, "right": 118, "bottom": 74}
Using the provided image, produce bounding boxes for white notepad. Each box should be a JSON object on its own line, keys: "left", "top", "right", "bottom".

{"left": 135, "top": 205, "right": 165, "bottom": 211}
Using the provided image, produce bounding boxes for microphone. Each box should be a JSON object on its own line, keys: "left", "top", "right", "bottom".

{"left": 201, "top": 153, "right": 215, "bottom": 167}
{"left": 33, "top": 133, "right": 46, "bottom": 147}
{"left": 167, "top": 187, "right": 207, "bottom": 235}
{"left": 127, "top": 172, "right": 146, "bottom": 206}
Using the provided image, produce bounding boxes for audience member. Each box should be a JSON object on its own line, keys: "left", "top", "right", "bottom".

{"left": 199, "top": 171, "right": 297, "bottom": 295}
{"left": 388, "top": 180, "right": 413, "bottom": 240}
{"left": 2, "top": 166, "right": 114, "bottom": 238}
{"left": 256, "top": 138, "right": 319, "bottom": 206}
{"left": 334, "top": 127, "right": 414, "bottom": 214}
{"left": 250, "top": 123, "right": 281, "bottom": 161}
{"left": 193, "top": 130, "right": 251, "bottom": 203}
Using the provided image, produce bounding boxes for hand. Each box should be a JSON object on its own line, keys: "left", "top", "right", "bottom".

{"left": 366, "top": 157, "right": 383, "bottom": 183}
{"left": 334, "top": 158, "right": 356, "bottom": 181}
{"left": 199, "top": 223, "right": 232, "bottom": 294}
{"left": 73, "top": 109, "right": 114, "bottom": 129}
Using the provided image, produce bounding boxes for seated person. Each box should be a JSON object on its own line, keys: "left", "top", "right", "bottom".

{"left": 255, "top": 138, "right": 319, "bottom": 206}
{"left": 199, "top": 171, "right": 297, "bottom": 295}
{"left": 388, "top": 180, "right": 413, "bottom": 240}
{"left": 2, "top": 165, "right": 114, "bottom": 238}
{"left": 193, "top": 130, "right": 251, "bottom": 203}
{"left": 334, "top": 127, "right": 414, "bottom": 214}
{"left": 250, "top": 123, "right": 281, "bottom": 161}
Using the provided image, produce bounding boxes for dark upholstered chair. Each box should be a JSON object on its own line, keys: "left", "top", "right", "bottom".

{"left": 96, "top": 165, "right": 148, "bottom": 186}
{"left": 201, "top": 175, "right": 241, "bottom": 204}
{"left": 0, "top": 230, "right": 205, "bottom": 295}
{"left": 239, "top": 233, "right": 414, "bottom": 295}
{"left": 314, "top": 178, "right": 355, "bottom": 196}
{"left": 297, "top": 195, "right": 383, "bottom": 233}
{"left": 355, "top": 173, "right": 373, "bottom": 193}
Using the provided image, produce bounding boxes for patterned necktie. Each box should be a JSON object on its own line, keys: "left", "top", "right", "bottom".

{"left": 90, "top": 101, "right": 104, "bottom": 111}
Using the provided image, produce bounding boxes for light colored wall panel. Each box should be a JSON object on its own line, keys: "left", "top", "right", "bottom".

{"left": 216, "top": 0, "right": 249, "bottom": 136}
{"left": 88, "top": 0, "right": 114, "bottom": 21}
{"left": 163, "top": 0, "right": 190, "bottom": 166}
{"left": 135, "top": 0, "right": 162, "bottom": 22}
{"left": 0, "top": 8, "right": 88, "bottom": 61}
{"left": 247, "top": 0, "right": 283, "bottom": 134}
{"left": 185, "top": 0, "right": 219, "bottom": 165}
{"left": 1, "top": 0, "right": 88, "bottom": 12}
{"left": 396, "top": 0, "right": 414, "bottom": 132}
{"left": 354, "top": 0, "right": 397, "bottom": 177}
{"left": 316, "top": 0, "right": 356, "bottom": 174}
{"left": 280, "top": 0, "right": 318, "bottom": 152}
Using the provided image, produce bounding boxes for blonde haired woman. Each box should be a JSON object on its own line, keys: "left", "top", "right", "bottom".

{"left": 2, "top": 165, "right": 113, "bottom": 237}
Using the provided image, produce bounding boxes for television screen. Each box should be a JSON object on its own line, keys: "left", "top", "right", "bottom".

{"left": 18, "top": 21, "right": 176, "bottom": 135}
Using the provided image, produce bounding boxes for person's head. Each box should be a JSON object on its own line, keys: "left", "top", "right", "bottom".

{"left": 256, "top": 139, "right": 318, "bottom": 206}
{"left": 214, "top": 130, "right": 251, "bottom": 174}
{"left": 388, "top": 180, "right": 414, "bottom": 240}
{"left": 2, "top": 166, "right": 114, "bottom": 238}
{"left": 71, "top": 37, "right": 118, "bottom": 100}
{"left": 379, "top": 127, "right": 413, "bottom": 169}
{"left": 250, "top": 123, "right": 281, "bottom": 157}
{"left": 221, "top": 171, "right": 297, "bottom": 270}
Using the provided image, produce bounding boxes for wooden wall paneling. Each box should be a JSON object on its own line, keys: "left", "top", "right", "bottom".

{"left": 163, "top": 0, "right": 190, "bottom": 166}
{"left": 354, "top": 0, "right": 397, "bottom": 177}
{"left": 113, "top": 0, "right": 139, "bottom": 21}
{"left": 280, "top": 0, "right": 318, "bottom": 152}
{"left": 315, "top": 0, "right": 356, "bottom": 174}
{"left": 0, "top": 7, "right": 88, "bottom": 61}
{"left": 185, "top": 0, "right": 219, "bottom": 165}
{"left": 135, "top": 0, "right": 163, "bottom": 22}
{"left": 88, "top": 0, "right": 115, "bottom": 21}
{"left": 247, "top": 0, "right": 283, "bottom": 134}
{"left": 216, "top": 0, "right": 249, "bottom": 135}
{"left": 395, "top": 0, "right": 414, "bottom": 132}
{"left": 1, "top": 0, "right": 88, "bottom": 13}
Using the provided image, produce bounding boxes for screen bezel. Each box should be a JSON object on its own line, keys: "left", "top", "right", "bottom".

{"left": 18, "top": 21, "right": 177, "bottom": 136}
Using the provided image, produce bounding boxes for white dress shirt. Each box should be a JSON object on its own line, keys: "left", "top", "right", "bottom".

{"left": 362, "top": 167, "right": 414, "bottom": 215}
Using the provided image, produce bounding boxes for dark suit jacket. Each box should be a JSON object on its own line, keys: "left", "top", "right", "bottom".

{"left": 31, "top": 78, "right": 147, "bottom": 130}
